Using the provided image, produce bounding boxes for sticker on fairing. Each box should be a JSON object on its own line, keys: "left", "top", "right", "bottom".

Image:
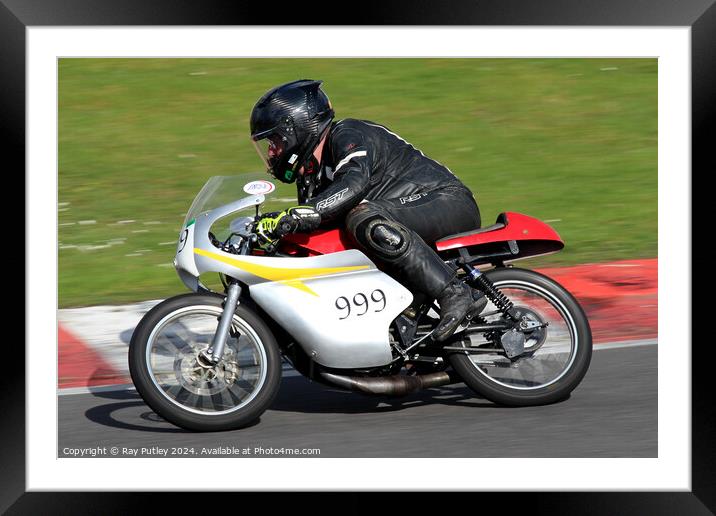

{"left": 243, "top": 180, "right": 276, "bottom": 195}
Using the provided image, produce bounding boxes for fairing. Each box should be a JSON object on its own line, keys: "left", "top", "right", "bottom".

{"left": 174, "top": 176, "right": 413, "bottom": 369}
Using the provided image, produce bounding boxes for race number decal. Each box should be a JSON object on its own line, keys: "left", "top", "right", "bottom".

{"left": 243, "top": 180, "right": 276, "bottom": 195}
{"left": 177, "top": 229, "right": 188, "bottom": 253}
{"left": 335, "top": 289, "right": 387, "bottom": 320}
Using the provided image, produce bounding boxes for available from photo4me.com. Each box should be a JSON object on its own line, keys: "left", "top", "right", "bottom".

{"left": 58, "top": 58, "right": 657, "bottom": 458}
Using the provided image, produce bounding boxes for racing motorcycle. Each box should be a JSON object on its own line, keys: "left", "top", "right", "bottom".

{"left": 129, "top": 174, "right": 592, "bottom": 431}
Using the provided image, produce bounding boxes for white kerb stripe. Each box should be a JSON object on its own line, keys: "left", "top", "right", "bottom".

{"left": 334, "top": 150, "right": 367, "bottom": 172}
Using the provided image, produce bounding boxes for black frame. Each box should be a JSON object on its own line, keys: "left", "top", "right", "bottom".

{"left": 6, "top": 0, "right": 709, "bottom": 513}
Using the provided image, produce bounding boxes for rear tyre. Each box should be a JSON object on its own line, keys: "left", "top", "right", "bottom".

{"left": 128, "top": 292, "right": 282, "bottom": 431}
{"left": 448, "top": 267, "right": 592, "bottom": 406}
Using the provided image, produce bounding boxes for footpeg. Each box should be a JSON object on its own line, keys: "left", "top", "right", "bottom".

{"left": 465, "top": 292, "right": 488, "bottom": 322}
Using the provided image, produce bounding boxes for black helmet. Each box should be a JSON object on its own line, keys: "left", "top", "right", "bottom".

{"left": 250, "top": 79, "right": 335, "bottom": 183}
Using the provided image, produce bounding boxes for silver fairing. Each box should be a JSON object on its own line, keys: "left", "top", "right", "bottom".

{"left": 249, "top": 255, "right": 412, "bottom": 368}
{"left": 174, "top": 190, "right": 413, "bottom": 369}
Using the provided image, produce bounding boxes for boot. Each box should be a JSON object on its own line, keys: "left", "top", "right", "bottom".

{"left": 433, "top": 278, "right": 487, "bottom": 342}
{"left": 352, "top": 216, "right": 486, "bottom": 341}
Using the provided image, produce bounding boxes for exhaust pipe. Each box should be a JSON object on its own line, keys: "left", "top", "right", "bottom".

{"left": 319, "top": 370, "right": 461, "bottom": 397}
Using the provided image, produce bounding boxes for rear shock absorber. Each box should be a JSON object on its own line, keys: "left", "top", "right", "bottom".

{"left": 460, "top": 263, "right": 518, "bottom": 320}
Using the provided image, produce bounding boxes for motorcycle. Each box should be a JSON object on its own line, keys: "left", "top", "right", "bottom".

{"left": 129, "top": 174, "right": 592, "bottom": 431}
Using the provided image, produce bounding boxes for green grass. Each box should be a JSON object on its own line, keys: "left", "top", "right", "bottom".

{"left": 59, "top": 58, "right": 657, "bottom": 307}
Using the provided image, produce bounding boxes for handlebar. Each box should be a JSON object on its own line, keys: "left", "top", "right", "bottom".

{"left": 210, "top": 216, "right": 272, "bottom": 256}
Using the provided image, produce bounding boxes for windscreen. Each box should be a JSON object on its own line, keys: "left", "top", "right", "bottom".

{"left": 183, "top": 174, "right": 298, "bottom": 229}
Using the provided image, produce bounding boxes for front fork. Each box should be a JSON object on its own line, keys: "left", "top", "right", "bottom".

{"left": 205, "top": 281, "right": 242, "bottom": 363}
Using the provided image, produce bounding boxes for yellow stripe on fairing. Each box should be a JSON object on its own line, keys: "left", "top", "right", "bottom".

{"left": 193, "top": 248, "right": 369, "bottom": 296}
{"left": 277, "top": 279, "right": 319, "bottom": 296}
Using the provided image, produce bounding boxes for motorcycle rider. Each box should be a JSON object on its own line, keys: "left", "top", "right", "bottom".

{"left": 250, "top": 79, "right": 485, "bottom": 342}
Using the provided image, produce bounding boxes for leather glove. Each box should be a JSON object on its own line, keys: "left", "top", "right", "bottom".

{"left": 255, "top": 206, "right": 321, "bottom": 250}
{"left": 255, "top": 210, "right": 289, "bottom": 250}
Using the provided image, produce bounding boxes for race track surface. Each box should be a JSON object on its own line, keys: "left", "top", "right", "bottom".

{"left": 58, "top": 343, "right": 656, "bottom": 458}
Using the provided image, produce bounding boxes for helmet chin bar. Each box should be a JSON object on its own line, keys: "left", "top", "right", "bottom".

{"left": 290, "top": 123, "right": 332, "bottom": 180}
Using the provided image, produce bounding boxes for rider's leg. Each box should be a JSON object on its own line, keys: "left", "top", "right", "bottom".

{"left": 345, "top": 199, "right": 484, "bottom": 341}
{"left": 373, "top": 186, "right": 482, "bottom": 243}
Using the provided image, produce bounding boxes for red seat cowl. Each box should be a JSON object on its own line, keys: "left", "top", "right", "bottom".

{"left": 435, "top": 212, "right": 563, "bottom": 252}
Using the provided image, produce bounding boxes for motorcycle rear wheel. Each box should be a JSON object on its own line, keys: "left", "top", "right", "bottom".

{"left": 128, "top": 292, "right": 282, "bottom": 431}
{"left": 448, "top": 267, "right": 592, "bottom": 406}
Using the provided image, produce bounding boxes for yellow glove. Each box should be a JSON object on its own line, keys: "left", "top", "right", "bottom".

{"left": 255, "top": 210, "right": 288, "bottom": 250}
{"left": 255, "top": 206, "right": 321, "bottom": 250}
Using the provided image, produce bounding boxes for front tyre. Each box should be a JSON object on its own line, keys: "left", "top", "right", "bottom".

{"left": 448, "top": 267, "right": 592, "bottom": 406}
{"left": 128, "top": 292, "right": 282, "bottom": 431}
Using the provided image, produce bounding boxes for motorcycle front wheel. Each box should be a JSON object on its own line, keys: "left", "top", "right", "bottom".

{"left": 448, "top": 267, "right": 593, "bottom": 406}
{"left": 128, "top": 292, "right": 282, "bottom": 431}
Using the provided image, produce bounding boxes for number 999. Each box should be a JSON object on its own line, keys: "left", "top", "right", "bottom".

{"left": 335, "top": 296, "right": 351, "bottom": 320}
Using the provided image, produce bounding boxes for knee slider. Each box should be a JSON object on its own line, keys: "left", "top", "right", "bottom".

{"left": 363, "top": 219, "right": 410, "bottom": 259}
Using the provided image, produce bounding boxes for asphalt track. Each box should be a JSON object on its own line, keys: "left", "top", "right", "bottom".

{"left": 58, "top": 342, "right": 656, "bottom": 458}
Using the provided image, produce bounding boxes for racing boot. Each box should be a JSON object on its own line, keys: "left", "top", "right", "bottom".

{"left": 433, "top": 277, "right": 487, "bottom": 342}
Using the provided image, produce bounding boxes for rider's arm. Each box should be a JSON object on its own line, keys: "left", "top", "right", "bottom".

{"left": 305, "top": 123, "right": 373, "bottom": 223}
{"left": 257, "top": 123, "right": 373, "bottom": 246}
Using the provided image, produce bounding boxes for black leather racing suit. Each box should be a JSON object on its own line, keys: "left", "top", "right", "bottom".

{"left": 298, "top": 118, "right": 482, "bottom": 300}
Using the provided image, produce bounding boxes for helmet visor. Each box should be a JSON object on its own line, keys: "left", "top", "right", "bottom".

{"left": 251, "top": 134, "right": 285, "bottom": 171}
{"left": 251, "top": 134, "right": 299, "bottom": 183}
